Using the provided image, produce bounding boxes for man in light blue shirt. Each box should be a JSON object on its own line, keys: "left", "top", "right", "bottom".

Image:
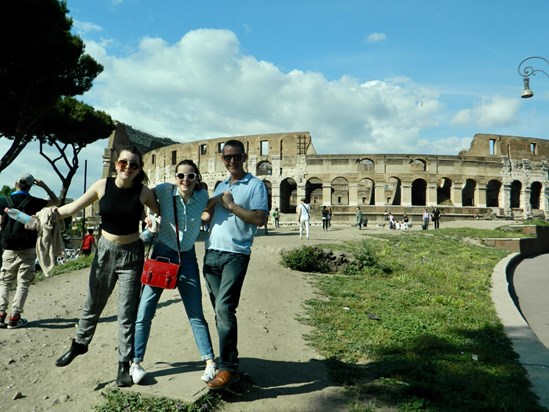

{"left": 202, "top": 139, "right": 268, "bottom": 390}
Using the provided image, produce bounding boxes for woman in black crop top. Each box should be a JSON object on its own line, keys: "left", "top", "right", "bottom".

{"left": 54, "top": 145, "right": 159, "bottom": 387}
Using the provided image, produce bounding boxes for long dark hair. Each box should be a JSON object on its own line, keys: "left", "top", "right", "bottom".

{"left": 114, "top": 145, "right": 147, "bottom": 184}
{"left": 175, "top": 159, "right": 203, "bottom": 191}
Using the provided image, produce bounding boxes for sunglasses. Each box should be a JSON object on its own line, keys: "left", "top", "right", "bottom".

{"left": 117, "top": 159, "right": 140, "bottom": 170}
{"left": 222, "top": 154, "right": 244, "bottom": 162}
{"left": 176, "top": 172, "right": 197, "bottom": 181}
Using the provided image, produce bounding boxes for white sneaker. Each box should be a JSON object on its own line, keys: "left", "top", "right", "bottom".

{"left": 201, "top": 363, "right": 217, "bottom": 382}
{"left": 130, "top": 363, "right": 147, "bottom": 384}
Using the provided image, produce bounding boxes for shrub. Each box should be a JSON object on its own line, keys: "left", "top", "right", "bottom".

{"left": 280, "top": 246, "right": 333, "bottom": 273}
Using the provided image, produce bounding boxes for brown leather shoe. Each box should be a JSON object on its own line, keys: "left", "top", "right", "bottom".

{"left": 206, "top": 370, "right": 240, "bottom": 391}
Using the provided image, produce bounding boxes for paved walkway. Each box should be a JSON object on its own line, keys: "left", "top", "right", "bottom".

{"left": 492, "top": 253, "right": 549, "bottom": 409}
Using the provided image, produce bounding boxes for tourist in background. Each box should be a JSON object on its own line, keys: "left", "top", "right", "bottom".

{"left": 297, "top": 198, "right": 311, "bottom": 239}
{"left": 0, "top": 174, "right": 59, "bottom": 329}
{"left": 432, "top": 207, "right": 441, "bottom": 229}
{"left": 355, "top": 207, "right": 363, "bottom": 230}
{"left": 422, "top": 208, "right": 430, "bottom": 230}
{"left": 321, "top": 206, "right": 329, "bottom": 231}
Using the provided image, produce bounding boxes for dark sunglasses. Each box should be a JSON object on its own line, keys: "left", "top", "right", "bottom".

{"left": 176, "top": 172, "right": 197, "bottom": 181}
{"left": 117, "top": 159, "right": 141, "bottom": 170}
{"left": 222, "top": 154, "right": 244, "bottom": 162}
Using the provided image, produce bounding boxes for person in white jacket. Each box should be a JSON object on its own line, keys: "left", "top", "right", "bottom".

{"left": 297, "top": 198, "right": 311, "bottom": 239}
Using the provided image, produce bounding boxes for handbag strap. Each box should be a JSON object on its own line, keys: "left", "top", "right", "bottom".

{"left": 172, "top": 191, "right": 182, "bottom": 263}
{"left": 145, "top": 186, "right": 182, "bottom": 264}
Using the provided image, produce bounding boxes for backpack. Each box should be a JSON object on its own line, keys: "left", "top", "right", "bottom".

{"left": 1, "top": 194, "right": 35, "bottom": 250}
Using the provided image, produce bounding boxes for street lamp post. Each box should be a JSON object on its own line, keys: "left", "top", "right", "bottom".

{"left": 518, "top": 56, "right": 549, "bottom": 98}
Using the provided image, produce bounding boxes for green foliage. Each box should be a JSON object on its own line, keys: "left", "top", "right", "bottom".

{"left": 0, "top": 0, "right": 104, "bottom": 173}
{"left": 1, "top": 185, "right": 13, "bottom": 195}
{"left": 280, "top": 246, "right": 332, "bottom": 273}
{"left": 342, "top": 239, "right": 394, "bottom": 276}
{"left": 34, "top": 253, "right": 94, "bottom": 282}
{"left": 94, "top": 390, "right": 221, "bottom": 412}
{"left": 300, "top": 229, "right": 545, "bottom": 411}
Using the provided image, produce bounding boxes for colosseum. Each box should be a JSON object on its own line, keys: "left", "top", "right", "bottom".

{"left": 97, "top": 123, "right": 549, "bottom": 226}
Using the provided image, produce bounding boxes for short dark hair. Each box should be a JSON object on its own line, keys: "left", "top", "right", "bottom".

{"left": 175, "top": 159, "right": 203, "bottom": 191}
{"left": 222, "top": 139, "right": 245, "bottom": 154}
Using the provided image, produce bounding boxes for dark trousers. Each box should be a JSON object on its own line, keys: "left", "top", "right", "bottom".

{"left": 203, "top": 249, "right": 250, "bottom": 372}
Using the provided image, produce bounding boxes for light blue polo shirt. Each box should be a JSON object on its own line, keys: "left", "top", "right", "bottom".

{"left": 154, "top": 183, "right": 208, "bottom": 252}
{"left": 206, "top": 173, "right": 268, "bottom": 255}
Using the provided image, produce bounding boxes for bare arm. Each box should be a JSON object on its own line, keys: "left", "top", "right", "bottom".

{"left": 140, "top": 186, "right": 160, "bottom": 216}
{"left": 56, "top": 179, "right": 103, "bottom": 218}
{"left": 33, "top": 179, "right": 60, "bottom": 207}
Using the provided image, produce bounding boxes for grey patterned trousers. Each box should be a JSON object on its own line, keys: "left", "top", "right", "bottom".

{"left": 74, "top": 236, "right": 144, "bottom": 362}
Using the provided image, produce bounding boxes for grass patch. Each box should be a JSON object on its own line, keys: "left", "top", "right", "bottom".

{"left": 94, "top": 389, "right": 221, "bottom": 411}
{"left": 298, "top": 227, "right": 545, "bottom": 411}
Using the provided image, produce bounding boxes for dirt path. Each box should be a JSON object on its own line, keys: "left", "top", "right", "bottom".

{"left": 1, "top": 221, "right": 507, "bottom": 411}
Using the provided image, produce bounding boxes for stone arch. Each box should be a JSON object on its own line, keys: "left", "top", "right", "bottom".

{"left": 358, "top": 178, "right": 375, "bottom": 205}
{"left": 410, "top": 158, "right": 426, "bottom": 172}
{"left": 411, "top": 178, "right": 427, "bottom": 206}
{"left": 462, "top": 179, "right": 477, "bottom": 207}
{"left": 306, "top": 177, "right": 323, "bottom": 205}
{"left": 357, "top": 158, "right": 375, "bottom": 172}
{"left": 263, "top": 180, "right": 272, "bottom": 211}
{"left": 257, "top": 161, "right": 272, "bottom": 176}
{"left": 280, "top": 178, "right": 297, "bottom": 213}
{"left": 530, "top": 181, "right": 542, "bottom": 210}
{"left": 510, "top": 180, "right": 522, "bottom": 208}
{"left": 331, "top": 177, "right": 349, "bottom": 205}
{"left": 437, "top": 177, "right": 452, "bottom": 205}
{"left": 486, "top": 180, "right": 501, "bottom": 207}
{"left": 387, "top": 177, "right": 401, "bottom": 205}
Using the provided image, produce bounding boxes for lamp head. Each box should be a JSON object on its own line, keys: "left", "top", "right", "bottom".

{"left": 522, "top": 77, "right": 533, "bottom": 98}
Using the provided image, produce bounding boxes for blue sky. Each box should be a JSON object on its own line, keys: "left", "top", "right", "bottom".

{"left": 3, "top": 0, "right": 549, "bottom": 198}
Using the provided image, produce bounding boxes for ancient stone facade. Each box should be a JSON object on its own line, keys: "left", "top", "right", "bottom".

{"left": 102, "top": 124, "right": 549, "bottom": 224}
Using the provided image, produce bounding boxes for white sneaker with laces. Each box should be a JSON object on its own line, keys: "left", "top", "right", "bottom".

{"left": 201, "top": 363, "right": 217, "bottom": 382}
{"left": 130, "top": 363, "right": 147, "bottom": 384}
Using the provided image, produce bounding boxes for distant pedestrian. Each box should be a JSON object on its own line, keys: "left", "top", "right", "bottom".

{"left": 321, "top": 206, "right": 329, "bottom": 231}
{"left": 388, "top": 212, "right": 395, "bottom": 229}
{"left": 297, "top": 198, "right": 310, "bottom": 239}
{"left": 432, "top": 207, "right": 441, "bottom": 229}
{"left": 80, "top": 229, "right": 96, "bottom": 256}
{"left": 272, "top": 207, "right": 280, "bottom": 228}
{"left": 355, "top": 207, "right": 363, "bottom": 230}
{"left": 327, "top": 206, "right": 332, "bottom": 227}
{"left": 402, "top": 213, "right": 410, "bottom": 230}
{"left": 422, "top": 208, "right": 430, "bottom": 230}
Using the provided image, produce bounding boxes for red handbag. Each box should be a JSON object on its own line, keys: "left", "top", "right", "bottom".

{"left": 141, "top": 257, "right": 179, "bottom": 289}
{"left": 141, "top": 192, "right": 181, "bottom": 289}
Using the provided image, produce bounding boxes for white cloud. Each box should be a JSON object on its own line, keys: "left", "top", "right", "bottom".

{"left": 81, "top": 29, "right": 451, "bottom": 156}
{"left": 366, "top": 32, "right": 387, "bottom": 43}
{"left": 3, "top": 29, "right": 519, "bottom": 195}
{"left": 73, "top": 20, "right": 103, "bottom": 35}
{"left": 451, "top": 97, "right": 520, "bottom": 128}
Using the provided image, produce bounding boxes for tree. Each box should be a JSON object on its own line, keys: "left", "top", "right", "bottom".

{"left": 37, "top": 97, "right": 114, "bottom": 204}
{"left": 0, "top": 0, "right": 103, "bottom": 173}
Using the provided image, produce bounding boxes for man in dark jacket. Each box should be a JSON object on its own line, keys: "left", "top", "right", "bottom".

{"left": 0, "top": 174, "right": 59, "bottom": 328}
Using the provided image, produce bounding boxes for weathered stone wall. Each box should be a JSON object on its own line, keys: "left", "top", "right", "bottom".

{"left": 100, "top": 126, "right": 549, "bottom": 224}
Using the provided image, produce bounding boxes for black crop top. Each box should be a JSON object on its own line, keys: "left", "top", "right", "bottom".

{"left": 99, "top": 177, "right": 144, "bottom": 235}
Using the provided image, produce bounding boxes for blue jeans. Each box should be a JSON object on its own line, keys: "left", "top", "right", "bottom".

{"left": 133, "top": 242, "right": 214, "bottom": 363}
{"left": 203, "top": 249, "right": 250, "bottom": 372}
